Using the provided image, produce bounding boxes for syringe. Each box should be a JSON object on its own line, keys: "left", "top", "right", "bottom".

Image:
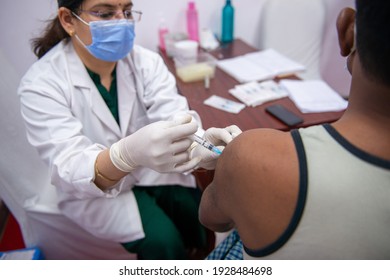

{"left": 193, "top": 134, "right": 222, "bottom": 155}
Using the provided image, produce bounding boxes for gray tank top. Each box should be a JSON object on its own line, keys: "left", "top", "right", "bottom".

{"left": 244, "top": 124, "right": 390, "bottom": 259}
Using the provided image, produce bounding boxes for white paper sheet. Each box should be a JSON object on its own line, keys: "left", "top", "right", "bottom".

{"left": 217, "top": 48, "right": 306, "bottom": 83}
{"left": 203, "top": 95, "right": 245, "bottom": 114}
{"left": 280, "top": 80, "right": 348, "bottom": 113}
{"left": 229, "top": 80, "right": 289, "bottom": 107}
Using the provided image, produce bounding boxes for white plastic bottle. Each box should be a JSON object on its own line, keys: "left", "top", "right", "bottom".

{"left": 158, "top": 18, "right": 169, "bottom": 51}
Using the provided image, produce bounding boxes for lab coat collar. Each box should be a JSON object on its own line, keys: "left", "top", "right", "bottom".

{"left": 116, "top": 57, "right": 138, "bottom": 138}
{"left": 64, "top": 42, "right": 122, "bottom": 137}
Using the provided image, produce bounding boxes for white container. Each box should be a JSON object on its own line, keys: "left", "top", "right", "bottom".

{"left": 174, "top": 53, "right": 217, "bottom": 83}
{"left": 164, "top": 32, "right": 188, "bottom": 57}
{"left": 173, "top": 40, "right": 199, "bottom": 60}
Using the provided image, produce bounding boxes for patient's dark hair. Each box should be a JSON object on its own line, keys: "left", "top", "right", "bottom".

{"left": 355, "top": 0, "right": 390, "bottom": 86}
{"left": 32, "top": 0, "right": 84, "bottom": 59}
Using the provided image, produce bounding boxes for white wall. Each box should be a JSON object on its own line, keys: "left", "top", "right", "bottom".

{"left": 136, "top": 0, "right": 265, "bottom": 51}
{"left": 1, "top": 0, "right": 58, "bottom": 77}
{"left": 1, "top": 0, "right": 354, "bottom": 96}
{"left": 0, "top": 0, "right": 264, "bottom": 78}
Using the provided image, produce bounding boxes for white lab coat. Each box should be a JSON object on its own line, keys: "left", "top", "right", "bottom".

{"left": 18, "top": 40, "right": 200, "bottom": 243}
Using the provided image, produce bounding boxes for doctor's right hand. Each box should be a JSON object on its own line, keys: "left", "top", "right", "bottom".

{"left": 109, "top": 115, "right": 201, "bottom": 173}
{"left": 190, "top": 125, "right": 242, "bottom": 170}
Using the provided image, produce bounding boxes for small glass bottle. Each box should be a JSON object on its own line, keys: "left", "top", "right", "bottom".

{"left": 221, "top": 0, "right": 234, "bottom": 43}
{"left": 186, "top": 1, "right": 199, "bottom": 42}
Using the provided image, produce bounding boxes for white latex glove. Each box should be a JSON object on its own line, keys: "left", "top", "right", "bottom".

{"left": 110, "top": 115, "right": 201, "bottom": 173}
{"left": 191, "top": 125, "right": 242, "bottom": 170}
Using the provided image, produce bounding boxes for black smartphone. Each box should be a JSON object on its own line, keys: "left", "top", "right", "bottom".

{"left": 265, "top": 104, "right": 304, "bottom": 127}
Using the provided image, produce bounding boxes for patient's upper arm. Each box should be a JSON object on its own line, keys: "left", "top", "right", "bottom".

{"left": 203, "top": 128, "right": 300, "bottom": 249}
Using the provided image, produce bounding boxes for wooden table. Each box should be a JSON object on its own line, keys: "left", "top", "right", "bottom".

{"left": 160, "top": 38, "right": 344, "bottom": 131}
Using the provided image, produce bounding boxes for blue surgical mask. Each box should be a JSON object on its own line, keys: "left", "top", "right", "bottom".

{"left": 73, "top": 14, "right": 135, "bottom": 62}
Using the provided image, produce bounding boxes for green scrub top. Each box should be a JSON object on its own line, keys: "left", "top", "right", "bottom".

{"left": 87, "top": 67, "right": 120, "bottom": 126}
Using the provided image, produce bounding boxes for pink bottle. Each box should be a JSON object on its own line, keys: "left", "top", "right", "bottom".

{"left": 158, "top": 18, "right": 169, "bottom": 51}
{"left": 186, "top": 1, "right": 199, "bottom": 42}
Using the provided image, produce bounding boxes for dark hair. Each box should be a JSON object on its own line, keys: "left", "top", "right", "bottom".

{"left": 31, "top": 0, "right": 84, "bottom": 59}
{"left": 355, "top": 0, "right": 390, "bottom": 86}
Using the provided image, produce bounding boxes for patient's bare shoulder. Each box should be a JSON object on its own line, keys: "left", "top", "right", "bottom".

{"left": 215, "top": 128, "right": 297, "bottom": 188}
{"left": 213, "top": 128, "right": 300, "bottom": 249}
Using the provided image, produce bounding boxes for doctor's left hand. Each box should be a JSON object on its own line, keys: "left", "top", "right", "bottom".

{"left": 110, "top": 115, "right": 202, "bottom": 173}
{"left": 190, "top": 125, "right": 242, "bottom": 170}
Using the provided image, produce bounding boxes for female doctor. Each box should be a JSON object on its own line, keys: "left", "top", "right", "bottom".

{"left": 18, "top": 0, "right": 241, "bottom": 259}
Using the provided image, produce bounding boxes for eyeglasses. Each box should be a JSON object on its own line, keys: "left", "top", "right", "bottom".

{"left": 77, "top": 9, "right": 142, "bottom": 22}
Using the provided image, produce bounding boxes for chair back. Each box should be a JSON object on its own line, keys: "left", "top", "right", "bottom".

{"left": 258, "top": 0, "right": 326, "bottom": 80}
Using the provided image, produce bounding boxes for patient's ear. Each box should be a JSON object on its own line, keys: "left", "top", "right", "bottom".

{"left": 336, "top": 8, "right": 356, "bottom": 57}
